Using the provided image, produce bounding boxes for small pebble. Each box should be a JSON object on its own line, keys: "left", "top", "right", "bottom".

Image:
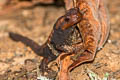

{"left": 108, "top": 40, "right": 112, "bottom": 43}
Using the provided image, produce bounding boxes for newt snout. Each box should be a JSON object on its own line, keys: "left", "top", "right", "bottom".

{"left": 55, "top": 8, "right": 83, "bottom": 30}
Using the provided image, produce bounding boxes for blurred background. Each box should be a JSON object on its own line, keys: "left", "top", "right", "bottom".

{"left": 0, "top": 0, "right": 120, "bottom": 80}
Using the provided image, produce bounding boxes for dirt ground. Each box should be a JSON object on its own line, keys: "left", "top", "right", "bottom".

{"left": 0, "top": 0, "right": 120, "bottom": 80}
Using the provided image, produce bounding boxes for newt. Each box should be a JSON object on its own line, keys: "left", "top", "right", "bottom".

{"left": 9, "top": 7, "right": 84, "bottom": 79}
{"left": 57, "top": 0, "right": 110, "bottom": 80}
{"left": 65, "top": 0, "right": 110, "bottom": 71}
{"left": 9, "top": 0, "right": 110, "bottom": 80}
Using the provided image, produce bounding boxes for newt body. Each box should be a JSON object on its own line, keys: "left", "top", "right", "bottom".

{"left": 49, "top": 8, "right": 83, "bottom": 54}
{"left": 9, "top": 7, "right": 84, "bottom": 79}
{"left": 9, "top": 0, "right": 110, "bottom": 80}
{"left": 65, "top": 0, "right": 110, "bottom": 72}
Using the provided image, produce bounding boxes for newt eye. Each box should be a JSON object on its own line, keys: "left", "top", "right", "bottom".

{"left": 64, "top": 17, "right": 70, "bottom": 22}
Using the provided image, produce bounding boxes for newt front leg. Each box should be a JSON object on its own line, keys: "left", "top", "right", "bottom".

{"left": 68, "top": 19, "right": 99, "bottom": 71}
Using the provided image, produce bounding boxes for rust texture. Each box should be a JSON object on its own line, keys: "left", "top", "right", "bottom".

{"left": 9, "top": 0, "right": 110, "bottom": 80}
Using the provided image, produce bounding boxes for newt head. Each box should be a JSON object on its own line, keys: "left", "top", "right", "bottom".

{"left": 55, "top": 7, "right": 83, "bottom": 30}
